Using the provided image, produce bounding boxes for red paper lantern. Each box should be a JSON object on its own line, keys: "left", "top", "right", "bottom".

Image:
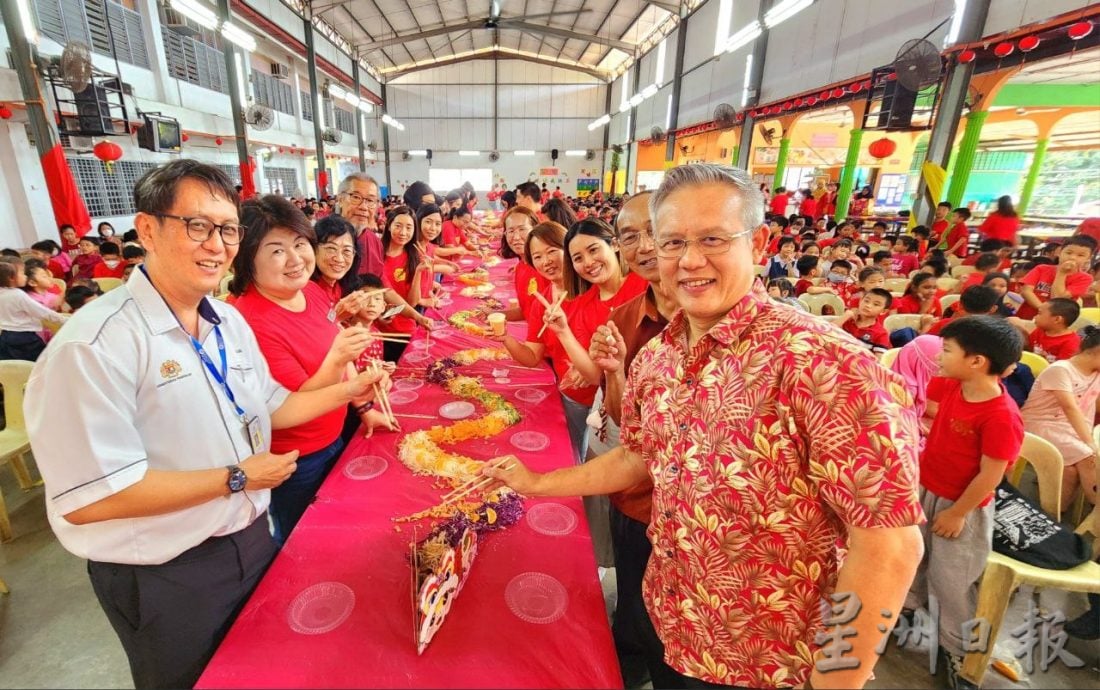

{"left": 831, "top": 88, "right": 845, "bottom": 98}
{"left": 819, "top": 90, "right": 830, "bottom": 100}
{"left": 1069, "top": 21, "right": 1093, "bottom": 40}
{"left": 0, "top": 106, "right": 12, "bottom": 119}
{"left": 93, "top": 140, "right": 123, "bottom": 162}
{"left": 958, "top": 49, "right": 977, "bottom": 63}
{"left": 181, "top": 133, "right": 189, "bottom": 142}
{"left": 278, "top": 147, "right": 284, "bottom": 153}
{"left": 1018, "top": 35, "right": 1040, "bottom": 52}
{"left": 867, "top": 138, "right": 896, "bottom": 159}
{"left": 861, "top": 79, "right": 871, "bottom": 90}
{"left": 993, "top": 41, "right": 1014, "bottom": 58}
{"left": 850, "top": 81, "right": 864, "bottom": 93}
{"left": 793, "top": 97, "right": 803, "bottom": 107}
{"left": 782, "top": 101, "right": 792, "bottom": 110}
{"left": 300, "top": 150, "right": 306, "bottom": 156}
{"left": 806, "top": 96, "right": 817, "bottom": 106}
{"left": 215, "top": 137, "right": 224, "bottom": 146}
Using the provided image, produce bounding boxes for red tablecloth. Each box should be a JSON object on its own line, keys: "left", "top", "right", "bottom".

{"left": 197, "top": 257, "right": 622, "bottom": 689}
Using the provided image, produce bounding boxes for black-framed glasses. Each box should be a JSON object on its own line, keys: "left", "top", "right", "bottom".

{"left": 655, "top": 228, "right": 752, "bottom": 259}
{"left": 342, "top": 191, "right": 379, "bottom": 206}
{"left": 156, "top": 214, "right": 244, "bottom": 245}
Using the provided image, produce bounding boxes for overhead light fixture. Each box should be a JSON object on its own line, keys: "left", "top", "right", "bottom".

{"left": 619, "top": 102, "right": 631, "bottom": 114}
{"left": 513, "top": 150, "right": 535, "bottom": 156}
{"left": 15, "top": 0, "right": 37, "bottom": 42}
{"left": 642, "top": 83, "right": 659, "bottom": 99}
{"left": 665, "top": 94, "right": 673, "bottom": 129}
{"left": 328, "top": 83, "right": 348, "bottom": 100}
{"left": 587, "top": 114, "right": 611, "bottom": 130}
{"left": 357, "top": 101, "right": 373, "bottom": 114}
{"left": 407, "top": 149, "right": 428, "bottom": 156}
{"left": 343, "top": 92, "right": 361, "bottom": 107}
{"left": 170, "top": 0, "right": 218, "bottom": 30}
{"left": 233, "top": 52, "right": 247, "bottom": 109}
{"left": 725, "top": 20, "right": 762, "bottom": 53}
{"left": 381, "top": 113, "right": 404, "bottom": 130}
{"left": 219, "top": 21, "right": 256, "bottom": 52}
{"left": 564, "top": 150, "right": 586, "bottom": 157}
{"left": 740, "top": 53, "right": 754, "bottom": 107}
{"left": 459, "top": 150, "right": 480, "bottom": 156}
{"left": 630, "top": 93, "right": 644, "bottom": 107}
{"left": 764, "top": 0, "right": 814, "bottom": 29}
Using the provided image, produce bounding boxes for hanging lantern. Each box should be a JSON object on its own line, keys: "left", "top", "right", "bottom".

{"left": 993, "top": 41, "right": 1014, "bottom": 58}
{"left": 806, "top": 96, "right": 817, "bottom": 106}
{"left": 1018, "top": 35, "right": 1040, "bottom": 52}
{"left": 782, "top": 101, "right": 792, "bottom": 110}
{"left": 278, "top": 147, "right": 284, "bottom": 153}
{"left": 867, "top": 138, "right": 896, "bottom": 159}
{"left": 819, "top": 90, "right": 830, "bottom": 100}
{"left": 861, "top": 79, "right": 871, "bottom": 90}
{"left": 958, "top": 49, "right": 977, "bottom": 63}
{"left": 1068, "top": 21, "right": 1093, "bottom": 40}
{"left": 181, "top": 132, "right": 189, "bottom": 142}
{"left": 850, "top": 81, "right": 864, "bottom": 93}
{"left": 0, "top": 105, "right": 12, "bottom": 120}
{"left": 831, "top": 87, "right": 845, "bottom": 98}
{"left": 793, "top": 97, "right": 803, "bottom": 107}
{"left": 93, "top": 140, "right": 123, "bottom": 173}
{"left": 215, "top": 137, "right": 224, "bottom": 146}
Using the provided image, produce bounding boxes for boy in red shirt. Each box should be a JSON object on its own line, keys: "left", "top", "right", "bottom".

{"left": 1008, "top": 297, "right": 1082, "bottom": 363}
{"left": 829, "top": 288, "right": 892, "bottom": 352}
{"left": 928, "top": 285, "right": 999, "bottom": 335}
{"left": 1016, "top": 234, "right": 1096, "bottom": 320}
{"left": 960, "top": 252, "right": 1001, "bottom": 292}
{"left": 943, "top": 208, "right": 972, "bottom": 259}
{"left": 769, "top": 186, "right": 790, "bottom": 217}
{"left": 930, "top": 202, "right": 952, "bottom": 245}
{"left": 906, "top": 316, "right": 1024, "bottom": 690}
{"left": 92, "top": 243, "right": 127, "bottom": 279}
{"left": 845, "top": 266, "right": 886, "bottom": 308}
{"left": 794, "top": 255, "right": 836, "bottom": 296}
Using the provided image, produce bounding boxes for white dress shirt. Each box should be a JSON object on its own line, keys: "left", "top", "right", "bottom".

{"left": 25, "top": 269, "right": 290, "bottom": 565}
{"left": 0, "top": 288, "right": 67, "bottom": 332}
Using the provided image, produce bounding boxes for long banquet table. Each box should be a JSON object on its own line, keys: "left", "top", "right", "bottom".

{"left": 197, "top": 254, "right": 622, "bottom": 689}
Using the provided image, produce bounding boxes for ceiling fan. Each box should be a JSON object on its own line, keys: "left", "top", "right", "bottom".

{"left": 482, "top": 0, "right": 591, "bottom": 29}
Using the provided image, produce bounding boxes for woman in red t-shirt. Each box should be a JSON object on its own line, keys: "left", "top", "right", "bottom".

{"left": 380, "top": 206, "right": 432, "bottom": 351}
{"left": 978, "top": 195, "right": 1020, "bottom": 247}
{"left": 892, "top": 272, "right": 943, "bottom": 317}
{"left": 415, "top": 203, "right": 459, "bottom": 309}
{"left": 232, "top": 195, "right": 385, "bottom": 544}
{"left": 798, "top": 189, "right": 818, "bottom": 221}
{"left": 500, "top": 206, "right": 551, "bottom": 322}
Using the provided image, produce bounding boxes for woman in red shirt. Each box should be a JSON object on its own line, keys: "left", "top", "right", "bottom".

{"left": 415, "top": 203, "right": 459, "bottom": 309}
{"left": 892, "top": 272, "right": 943, "bottom": 317}
{"left": 798, "top": 188, "right": 818, "bottom": 221}
{"left": 978, "top": 195, "right": 1020, "bottom": 246}
{"left": 500, "top": 206, "right": 550, "bottom": 322}
{"left": 441, "top": 206, "right": 476, "bottom": 251}
{"left": 232, "top": 195, "right": 383, "bottom": 544}
{"left": 380, "top": 205, "right": 432, "bottom": 357}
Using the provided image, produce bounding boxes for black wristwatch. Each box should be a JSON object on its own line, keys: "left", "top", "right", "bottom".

{"left": 226, "top": 465, "right": 247, "bottom": 493}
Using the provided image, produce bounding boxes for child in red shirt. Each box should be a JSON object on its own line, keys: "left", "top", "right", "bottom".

{"left": 91, "top": 243, "right": 127, "bottom": 279}
{"left": 890, "top": 236, "right": 921, "bottom": 277}
{"left": 830, "top": 288, "right": 892, "bottom": 352}
{"left": 942, "top": 208, "right": 972, "bottom": 259}
{"left": 845, "top": 266, "right": 887, "bottom": 308}
{"left": 1016, "top": 234, "right": 1096, "bottom": 320}
{"left": 1010, "top": 298, "right": 1082, "bottom": 363}
{"left": 906, "top": 316, "right": 1024, "bottom": 689}
{"left": 930, "top": 202, "right": 952, "bottom": 246}
{"left": 960, "top": 253, "right": 1001, "bottom": 293}
{"left": 893, "top": 273, "right": 943, "bottom": 317}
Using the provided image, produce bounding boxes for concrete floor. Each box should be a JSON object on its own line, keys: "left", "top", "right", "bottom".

{"left": 2, "top": 455, "right": 1097, "bottom": 689}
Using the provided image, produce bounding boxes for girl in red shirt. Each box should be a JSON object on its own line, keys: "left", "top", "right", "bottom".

{"left": 380, "top": 206, "right": 431, "bottom": 347}
{"left": 232, "top": 195, "right": 387, "bottom": 543}
{"left": 893, "top": 272, "right": 943, "bottom": 316}
{"left": 798, "top": 188, "right": 818, "bottom": 221}
{"left": 500, "top": 206, "right": 551, "bottom": 322}
{"left": 978, "top": 195, "right": 1020, "bottom": 247}
{"left": 415, "top": 203, "right": 459, "bottom": 309}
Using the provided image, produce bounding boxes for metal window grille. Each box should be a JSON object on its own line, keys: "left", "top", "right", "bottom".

{"left": 252, "top": 71, "right": 295, "bottom": 116}
{"left": 264, "top": 166, "right": 300, "bottom": 196}
{"left": 301, "top": 90, "right": 313, "bottom": 122}
{"left": 33, "top": 0, "right": 149, "bottom": 68}
{"left": 161, "top": 27, "right": 228, "bottom": 94}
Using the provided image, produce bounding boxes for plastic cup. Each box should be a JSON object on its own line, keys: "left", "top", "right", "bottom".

{"left": 488, "top": 312, "right": 507, "bottom": 336}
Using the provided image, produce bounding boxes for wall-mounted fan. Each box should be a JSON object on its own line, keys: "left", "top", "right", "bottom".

{"left": 57, "top": 41, "right": 93, "bottom": 93}
{"left": 650, "top": 125, "right": 667, "bottom": 143}
{"left": 488, "top": 151, "right": 500, "bottom": 162}
{"left": 713, "top": 103, "right": 737, "bottom": 129}
{"left": 758, "top": 124, "right": 776, "bottom": 145}
{"left": 893, "top": 38, "right": 942, "bottom": 92}
{"left": 243, "top": 104, "right": 275, "bottom": 131}
{"left": 322, "top": 127, "right": 343, "bottom": 144}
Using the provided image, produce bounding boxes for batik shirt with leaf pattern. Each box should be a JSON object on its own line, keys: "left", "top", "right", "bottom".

{"left": 620, "top": 283, "right": 925, "bottom": 688}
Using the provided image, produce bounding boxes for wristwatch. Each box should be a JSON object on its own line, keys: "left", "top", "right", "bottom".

{"left": 226, "top": 465, "right": 247, "bottom": 493}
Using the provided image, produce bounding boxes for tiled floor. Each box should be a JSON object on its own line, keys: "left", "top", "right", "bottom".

{"left": 2, "top": 457, "right": 1097, "bottom": 689}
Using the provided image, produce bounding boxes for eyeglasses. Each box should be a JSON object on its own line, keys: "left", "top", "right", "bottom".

{"left": 156, "top": 214, "right": 243, "bottom": 245}
{"left": 342, "top": 191, "right": 378, "bottom": 207}
{"left": 319, "top": 244, "right": 356, "bottom": 260}
{"left": 655, "top": 229, "right": 751, "bottom": 259}
{"left": 505, "top": 227, "right": 530, "bottom": 238}
{"left": 618, "top": 227, "right": 654, "bottom": 248}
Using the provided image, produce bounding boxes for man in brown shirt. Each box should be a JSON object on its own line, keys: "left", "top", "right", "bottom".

{"left": 588, "top": 191, "right": 678, "bottom": 688}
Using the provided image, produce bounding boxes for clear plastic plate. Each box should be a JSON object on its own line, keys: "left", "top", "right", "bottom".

{"left": 504, "top": 572, "right": 568, "bottom": 625}
{"left": 287, "top": 582, "right": 355, "bottom": 635}
{"left": 510, "top": 430, "right": 550, "bottom": 452}
{"left": 525, "top": 503, "right": 578, "bottom": 536}
{"left": 388, "top": 389, "right": 419, "bottom": 405}
{"left": 343, "top": 455, "right": 388, "bottom": 480}
{"left": 439, "top": 401, "right": 476, "bottom": 420}
{"left": 515, "top": 388, "right": 548, "bottom": 404}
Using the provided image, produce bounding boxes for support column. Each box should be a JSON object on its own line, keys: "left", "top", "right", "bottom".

{"left": 216, "top": 0, "right": 252, "bottom": 197}
{"left": 381, "top": 83, "right": 392, "bottom": 195}
{"left": 736, "top": 116, "right": 754, "bottom": 170}
{"left": 730, "top": 143, "right": 739, "bottom": 166}
{"left": 834, "top": 129, "right": 864, "bottom": 220}
{"left": 664, "top": 5, "right": 689, "bottom": 164}
{"left": 600, "top": 84, "right": 612, "bottom": 185}
{"left": 1016, "top": 138, "right": 1049, "bottom": 215}
{"left": 772, "top": 137, "right": 791, "bottom": 189}
{"left": 303, "top": 7, "right": 326, "bottom": 197}
{"left": 944, "top": 110, "right": 988, "bottom": 207}
{"left": 353, "top": 61, "right": 366, "bottom": 172}
{"left": 736, "top": 0, "right": 770, "bottom": 171}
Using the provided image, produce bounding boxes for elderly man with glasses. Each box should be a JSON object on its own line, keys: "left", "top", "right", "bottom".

{"left": 487, "top": 163, "right": 925, "bottom": 689}
{"left": 25, "top": 160, "right": 390, "bottom": 690}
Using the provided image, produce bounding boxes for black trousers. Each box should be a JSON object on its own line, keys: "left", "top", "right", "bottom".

{"left": 87, "top": 516, "right": 277, "bottom": 689}
{"left": 0, "top": 330, "right": 45, "bottom": 361}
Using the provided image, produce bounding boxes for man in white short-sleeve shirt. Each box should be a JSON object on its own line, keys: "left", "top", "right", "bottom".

{"left": 25, "top": 160, "right": 388, "bottom": 689}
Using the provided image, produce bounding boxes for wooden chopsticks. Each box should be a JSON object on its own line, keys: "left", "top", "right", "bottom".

{"left": 534, "top": 291, "right": 566, "bottom": 338}
{"left": 438, "top": 457, "right": 514, "bottom": 506}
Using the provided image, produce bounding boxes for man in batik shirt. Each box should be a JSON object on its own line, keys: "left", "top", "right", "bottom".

{"left": 487, "top": 163, "right": 924, "bottom": 690}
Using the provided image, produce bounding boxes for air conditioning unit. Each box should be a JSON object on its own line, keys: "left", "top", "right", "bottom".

{"left": 270, "top": 62, "right": 289, "bottom": 79}
{"left": 162, "top": 9, "right": 202, "bottom": 37}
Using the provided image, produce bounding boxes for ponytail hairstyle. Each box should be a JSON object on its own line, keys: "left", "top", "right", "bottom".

{"left": 1080, "top": 324, "right": 1100, "bottom": 352}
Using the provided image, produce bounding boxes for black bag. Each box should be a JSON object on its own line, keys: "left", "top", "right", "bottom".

{"left": 992, "top": 479, "right": 1092, "bottom": 570}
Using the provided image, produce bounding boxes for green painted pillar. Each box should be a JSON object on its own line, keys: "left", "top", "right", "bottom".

{"left": 772, "top": 138, "right": 791, "bottom": 189}
{"left": 944, "top": 110, "right": 989, "bottom": 208}
{"left": 1017, "top": 138, "right": 1050, "bottom": 215}
{"left": 834, "top": 129, "right": 864, "bottom": 220}
{"left": 730, "top": 144, "right": 739, "bottom": 167}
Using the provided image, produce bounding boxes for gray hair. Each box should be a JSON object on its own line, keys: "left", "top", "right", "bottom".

{"left": 337, "top": 172, "right": 379, "bottom": 195}
{"left": 649, "top": 163, "right": 764, "bottom": 236}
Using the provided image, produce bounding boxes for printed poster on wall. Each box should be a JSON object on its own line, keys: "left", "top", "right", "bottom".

{"left": 576, "top": 178, "right": 599, "bottom": 198}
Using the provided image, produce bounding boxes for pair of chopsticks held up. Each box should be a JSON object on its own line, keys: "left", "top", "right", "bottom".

{"left": 533, "top": 291, "right": 567, "bottom": 338}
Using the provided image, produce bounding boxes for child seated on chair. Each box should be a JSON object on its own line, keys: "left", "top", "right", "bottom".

{"left": 766, "top": 278, "right": 807, "bottom": 311}
{"left": 829, "top": 288, "right": 892, "bottom": 352}
{"left": 1009, "top": 297, "right": 1081, "bottom": 363}
{"left": 793, "top": 255, "right": 834, "bottom": 296}
{"left": 22, "top": 259, "right": 62, "bottom": 311}
{"left": 927, "top": 286, "right": 1000, "bottom": 336}
{"left": 890, "top": 236, "right": 922, "bottom": 278}
{"left": 960, "top": 252, "right": 1001, "bottom": 293}
{"left": 1021, "top": 325, "right": 1100, "bottom": 511}
{"left": 0, "top": 260, "right": 68, "bottom": 360}
{"left": 893, "top": 272, "right": 943, "bottom": 317}
{"left": 845, "top": 266, "right": 887, "bottom": 308}
{"left": 905, "top": 316, "right": 1024, "bottom": 690}
{"left": 64, "top": 284, "right": 98, "bottom": 313}
{"left": 71, "top": 236, "right": 104, "bottom": 281}
{"left": 1015, "top": 234, "right": 1097, "bottom": 320}
{"left": 92, "top": 242, "right": 127, "bottom": 279}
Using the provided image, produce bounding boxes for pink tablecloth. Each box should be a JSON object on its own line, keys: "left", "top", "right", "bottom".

{"left": 197, "top": 257, "right": 622, "bottom": 689}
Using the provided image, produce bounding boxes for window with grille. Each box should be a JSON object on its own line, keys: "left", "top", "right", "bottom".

{"left": 66, "top": 158, "right": 158, "bottom": 218}
{"left": 251, "top": 71, "right": 295, "bottom": 116}
{"left": 33, "top": 0, "right": 149, "bottom": 68}
{"left": 264, "top": 167, "right": 300, "bottom": 196}
{"left": 301, "top": 90, "right": 313, "bottom": 122}
{"left": 332, "top": 106, "right": 355, "bottom": 135}
{"left": 161, "top": 27, "right": 228, "bottom": 94}
{"left": 216, "top": 164, "right": 242, "bottom": 185}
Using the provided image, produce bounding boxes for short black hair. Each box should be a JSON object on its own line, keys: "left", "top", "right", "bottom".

{"left": 133, "top": 159, "right": 239, "bottom": 216}
{"left": 796, "top": 255, "right": 819, "bottom": 275}
{"left": 873, "top": 250, "right": 893, "bottom": 263}
{"left": 831, "top": 259, "right": 852, "bottom": 272}
{"left": 937, "top": 201, "right": 953, "bottom": 210}
{"left": 357, "top": 273, "right": 384, "bottom": 289}
{"left": 922, "top": 257, "right": 948, "bottom": 277}
{"left": 866, "top": 287, "right": 893, "bottom": 308}
{"left": 873, "top": 221, "right": 888, "bottom": 231}
{"left": 1045, "top": 297, "right": 1080, "bottom": 327}
{"left": 896, "top": 236, "right": 918, "bottom": 252}
{"left": 911, "top": 225, "right": 930, "bottom": 239}
{"left": 65, "top": 284, "right": 97, "bottom": 312}
{"left": 0, "top": 248, "right": 20, "bottom": 257}
{"left": 858, "top": 266, "right": 885, "bottom": 282}
{"left": 767, "top": 278, "right": 794, "bottom": 296}
{"left": 122, "top": 230, "right": 138, "bottom": 243}
{"left": 100, "top": 242, "right": 120, "bottom": 256}
{"left": 1062, "top": 234, "right": 1098, "bottom": 255}
{"left": 31, "top": 239, "right": 60, "bottom": 254}
{"left": 941, "top": 315, "right": 1023, "bottom": 375}
{"left": 516, "top": 182, "right": 540, "bottom": 203}
{"left": 777, "top": 236, "right": 798, "bottom": 250}
{"left": 959, "top": 285, "right": 999, "bottom": 315}
{"left": 975, "top": 252, "right": 1001, "bottom": 271}
{"left": 122, "top": 245, "right": 146, "bottom": 260}
{"left": 953, "top": 207, "right": 972, "bottom": 220}
{"left": 771, "top": 215, "right": 790, "bottom": 229}
{"left": 978, "top": 238, "right": 1006, "bottom": 253}
{"left": 1080, "top": 324, "right": 1100, "bottom": 352}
